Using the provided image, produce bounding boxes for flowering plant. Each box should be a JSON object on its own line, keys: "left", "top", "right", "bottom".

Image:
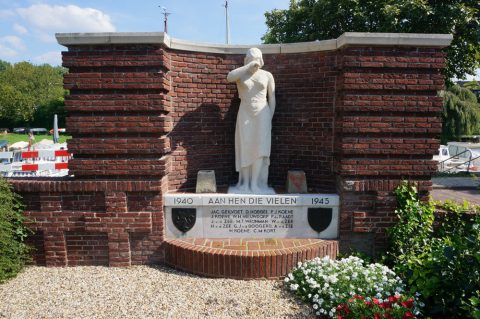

{"left": 284, "top": 256, "right": 422, "bottom": 318}
{"left": 336, "top": 294, "right": 417, "bottom": 319}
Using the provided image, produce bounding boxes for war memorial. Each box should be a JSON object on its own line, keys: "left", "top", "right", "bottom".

{"left": 10, "top": 31, "right": 452, "bottom": 279}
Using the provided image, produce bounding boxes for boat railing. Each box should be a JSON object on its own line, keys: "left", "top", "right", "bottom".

{"left": 438, "top": 149, "right": 480, "bottom": 173}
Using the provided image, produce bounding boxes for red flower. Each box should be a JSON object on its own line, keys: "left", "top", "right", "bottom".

{"left": 403, "top": 311, "right": 415, "bottom": 318}
{"left": 373, "top": 298, "right": 380, "bottom": 305}
{"left": 374, "top": 313, "right": 382, "bottom": 319}
{"left": 401, "top": 298, "right": 414, "bottom": 308}
{"left": 388, "top": 295, "right": 399, "bottom": 303}
{"left": 337, "top": 316, "right": 343, "bottom": 319}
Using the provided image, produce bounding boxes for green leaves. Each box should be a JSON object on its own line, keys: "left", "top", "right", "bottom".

{"left": 387, "top": 182, "right": 480, "bottom": 318}
{"left": 440, "top": 85, "right": 480, "bottom": 143}
{"left": 0, "top": 177, "right": 31, "bottom": 283}
{"left": 263, "top": 0, "right": 480, "bottom": 80}
{"left": 0, "top": 59, "right": 66, "bottom": 127}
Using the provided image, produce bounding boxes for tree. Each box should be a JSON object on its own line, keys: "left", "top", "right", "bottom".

{"left": 440, "top": 85, "right": 480, "bottom": 143}
{"left": 0, "top": 62, "right": 66, "bottom": 127}
{"left": 0, "top": 60, "right": 10, "bottom": 72}
{"left": 263, "top": 0, "right": 480, "bottom": 81}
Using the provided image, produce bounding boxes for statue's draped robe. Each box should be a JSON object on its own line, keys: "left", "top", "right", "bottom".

{"left": 235, "top": 70, "right": 272, "bottom": 171}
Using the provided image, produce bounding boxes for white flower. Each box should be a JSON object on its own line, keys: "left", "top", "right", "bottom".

{"left": 313, "top": 304, "right": 319, "bottom": 310}
{"left": 284, "top": 277, "right": 290, "bottom": 283}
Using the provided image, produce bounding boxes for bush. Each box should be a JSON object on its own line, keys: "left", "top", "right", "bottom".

{"left": 387, "top": 181, "right": 480, "bottom": 318}
{"left": 285, "top": 256, "right": 422, "bottom": 318}
{"left": 0, "top": 177, "right": 31, "bottom": 283}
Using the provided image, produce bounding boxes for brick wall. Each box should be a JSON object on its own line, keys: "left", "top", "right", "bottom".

{"left": 168, "top": 51, "right": 337, "bottom": 192}
{"left": 335, "top": 47, "right": 445, "bottom": 253}
{"left": 10, "top": 35, "right": 448, "bottom": 265}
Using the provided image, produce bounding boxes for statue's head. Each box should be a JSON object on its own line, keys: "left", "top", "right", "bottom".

{"left": 244, "top": 48, "right": 264, "bottom": 68}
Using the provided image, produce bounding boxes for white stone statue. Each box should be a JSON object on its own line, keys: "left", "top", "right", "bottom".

{"left": 227, "top": 48, "right": 276, "bottom": 194}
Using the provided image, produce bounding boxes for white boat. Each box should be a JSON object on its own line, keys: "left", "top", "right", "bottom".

{"left": 434, "top": 142, "right": 480, "bottom": 173}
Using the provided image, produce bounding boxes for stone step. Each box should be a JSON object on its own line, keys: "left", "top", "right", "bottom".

{"left": 164, "top": 238, "right": 339, "bottom": 279}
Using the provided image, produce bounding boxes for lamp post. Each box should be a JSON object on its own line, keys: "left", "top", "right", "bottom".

{"left": 224, "top": 1, "right": 230, "bottom": 44}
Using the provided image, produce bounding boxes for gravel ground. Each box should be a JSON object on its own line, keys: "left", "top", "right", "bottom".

{"left": 0, "top": 265, "right": 314, "bottom": 319}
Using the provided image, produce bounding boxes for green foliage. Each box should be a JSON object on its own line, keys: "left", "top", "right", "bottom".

{"left": 0, "top": 177, "right": 31, "bottom": 283}
{"left": 386, "top": 182, "right": 480, "bottom": 318}
{"left": 0, "top": 60, "right": 66, "bottom": 127}
{"left": 440, "top": 85, "right": 480, "bottom": 143}
{"left": 0, "top": 60, "right": 11, "bottom": 72}
{"left": 32, "top": 97, "right": 67, "bottom": 129}
{"left": 263, "top": 0, "right": 480, "bottom": 81}
{"left": 387, "top": 181, "right": 435, "bottom": 262}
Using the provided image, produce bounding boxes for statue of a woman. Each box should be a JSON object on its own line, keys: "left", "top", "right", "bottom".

{"left": 227, "top": 48, "right": 276, "bottom": 194}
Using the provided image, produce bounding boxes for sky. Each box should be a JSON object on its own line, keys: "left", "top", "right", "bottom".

{"left": 0, "top": 0, "right": 290, "bottom": 66}
{"left": 0, "top": 0, "right": 478, "bottom": 80}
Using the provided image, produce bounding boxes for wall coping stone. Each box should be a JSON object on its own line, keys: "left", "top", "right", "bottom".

{"left": 56, "top": 32, "right": 453, "bottom": 54}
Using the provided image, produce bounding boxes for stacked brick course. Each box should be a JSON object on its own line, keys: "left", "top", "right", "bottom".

{"left": 10, "top": 33, "right": 449, "bottom": 268}
{"left": 335, "top": 47, "right": 446, "bottom": 254}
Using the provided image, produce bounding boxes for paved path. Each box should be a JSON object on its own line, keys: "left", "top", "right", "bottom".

{"left": 431, "top": 177, "right": 480, "bottom": 205}
{"left": 431, "top": 188, "right": 480, "bottom": 205}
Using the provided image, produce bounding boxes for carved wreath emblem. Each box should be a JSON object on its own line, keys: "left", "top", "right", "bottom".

{"left": 172, "top": 208, "right": 197, "bottom": 233}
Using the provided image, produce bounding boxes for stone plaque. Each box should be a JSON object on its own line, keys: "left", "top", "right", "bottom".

{"left": 207, "top": 207, "right": 294, "bottom": 236}
{"left": 164, "top": 193, "right": 339, "bottom": 239}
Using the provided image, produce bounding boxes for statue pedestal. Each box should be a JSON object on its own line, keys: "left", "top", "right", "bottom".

{"left": 164, "top": 193, "right": 339, "bottom": 239}
{"left": 227, "top": 185, "right": 275, "bottom": 195}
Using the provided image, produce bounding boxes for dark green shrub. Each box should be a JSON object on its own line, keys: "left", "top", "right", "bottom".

{"left": 386, "top": 181, "right": 480, "bottom": 318}
{"left": 0, "top": 177, "right": 31, "bottom": 283}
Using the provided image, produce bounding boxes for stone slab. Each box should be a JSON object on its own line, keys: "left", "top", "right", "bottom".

{"left": 56, "top": 32, "right": 453, "bottom": 52}
{"left": 196, "top": 170, "right": 217, "bottom": 193}
{"left": 286, "top": 170, "right": 307, "bottom": 193}
{"left": 164, "top": 193, "right": 339, "bottom": 239}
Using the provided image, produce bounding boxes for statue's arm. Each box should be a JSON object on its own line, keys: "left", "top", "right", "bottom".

{"left": 227, "top": 61, "right": 259, "bottom": 82}
{"left": 267, "top": 73, "right": 276, "bottom": 117}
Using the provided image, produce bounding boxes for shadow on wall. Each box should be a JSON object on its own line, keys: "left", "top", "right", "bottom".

{"left": 169, "top": 102, "right": 239, "bottom": 191}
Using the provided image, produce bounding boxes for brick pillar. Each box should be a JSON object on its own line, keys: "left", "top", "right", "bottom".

{"left": 64, "top": 45, "right": 172, "bottom": 179}
{"left": 335, "top": 46, "right": 447, "bottom": 254}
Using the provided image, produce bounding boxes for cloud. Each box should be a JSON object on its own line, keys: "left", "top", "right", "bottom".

{"left": 17, "top": 4, "right": 116, "bottom": 33}
{"left": 13, "top": 23, "right": 28, "bottom": 35}
{"left": 32, "top": 51, "right": 62, "bottom": 66}
{"left": 0, "top": 9, "right": 14, "bottom": 18}
{"left": 0, "top": 35, "right": 25, "bottom": 59}
{"left": 0, "top": 36, "right": 26, "bottom": 51}
{"left": 0, "top": 44, "right": 17, "bottom": 58}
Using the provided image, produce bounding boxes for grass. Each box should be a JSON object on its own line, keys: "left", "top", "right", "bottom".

{"left": 0, "top": 133, "right": 71, "bottom": 145}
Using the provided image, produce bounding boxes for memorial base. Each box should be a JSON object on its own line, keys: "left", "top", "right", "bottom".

{"left": 164, "top": 193, "right": 339, "bottom": 239}
{"left": 164, "top": 238, "right": 339, "bottom": 279}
